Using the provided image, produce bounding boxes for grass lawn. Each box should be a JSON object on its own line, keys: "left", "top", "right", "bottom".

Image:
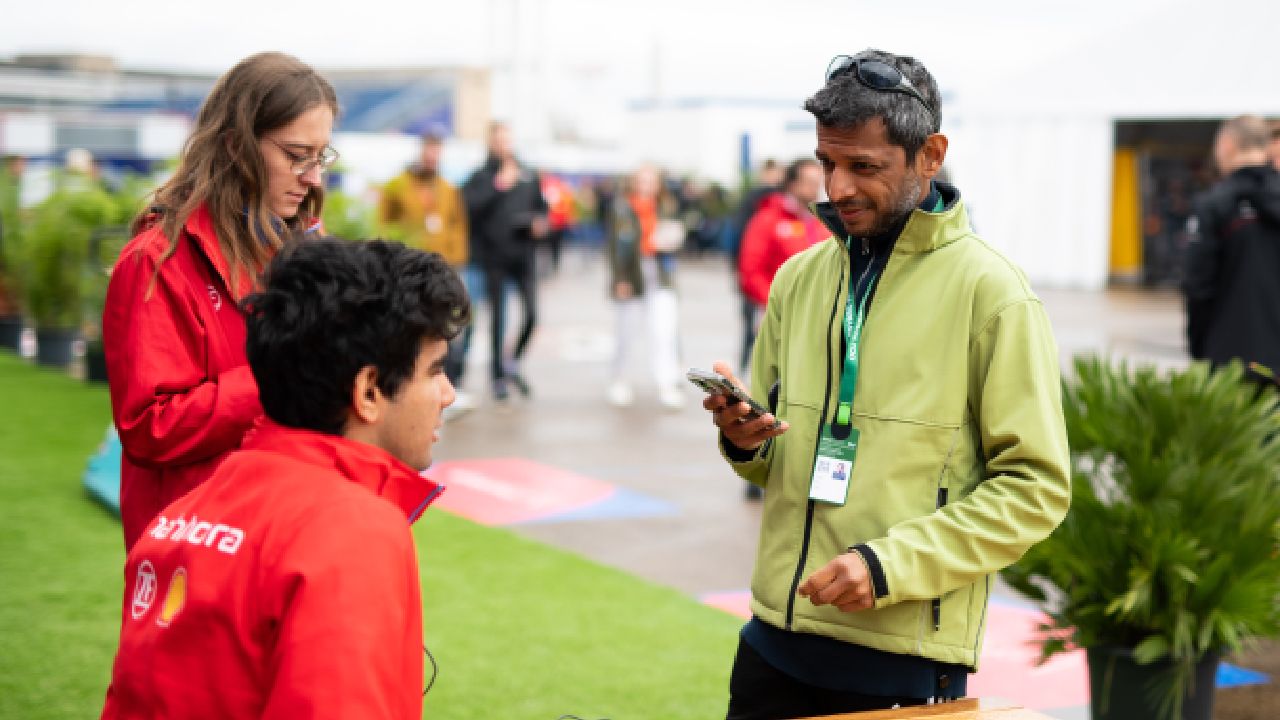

{"left": 0, "top": 352, "right": 742, "bottom": 719}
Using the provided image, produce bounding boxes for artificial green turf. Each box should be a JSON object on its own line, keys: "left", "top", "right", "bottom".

{"left": 0, "top": 353, "right": 122, "bottom": 719}
{"left": 0, "top": 352, "right": 742, "bottom": 719}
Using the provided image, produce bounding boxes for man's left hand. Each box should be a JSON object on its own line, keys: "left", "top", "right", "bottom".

{"left": 797, "top": 552, "right": 874, "bottom": 612}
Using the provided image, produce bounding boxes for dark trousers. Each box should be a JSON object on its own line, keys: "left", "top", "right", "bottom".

{"left": 444, "top": 264, "right": 483, "bottom": 386}
{"left": 739, "top": 294, "right": 759, "bottom": 373}
{"left": 444, "top": 325, "right": 471, "bottom": 386}
{"left": 545, "top": 228, "right": 565, "bottom": 271}
{"left": 484, "top": 257, "right": 537, "bottom": 383}
{"left": 725, "top": 637, "right": 926, "bottom": 720}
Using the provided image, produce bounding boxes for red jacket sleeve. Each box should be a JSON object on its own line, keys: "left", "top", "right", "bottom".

{"left": 738, "top": 210, "right": 775, "bottom": 308}
{"left": 103, "top": 249, "right": 261, "bottom": 468}
{"left": 260, "top": 500, "right": 423, "bottom": 720}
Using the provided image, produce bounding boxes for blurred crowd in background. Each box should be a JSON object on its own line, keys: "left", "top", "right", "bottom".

{"left": 3, "top": 112, "right": 1280, "bottom": 409}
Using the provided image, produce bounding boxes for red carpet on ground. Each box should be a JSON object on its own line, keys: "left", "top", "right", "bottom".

{"left": 429, "top": 458, "right": 615, "bottom": 526}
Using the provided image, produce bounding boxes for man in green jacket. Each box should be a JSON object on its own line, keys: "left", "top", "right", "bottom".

{"left": 703, "top": 49, "right": 1071, "bottom": 719}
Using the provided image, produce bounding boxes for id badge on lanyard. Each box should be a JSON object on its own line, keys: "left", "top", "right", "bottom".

{"left": 809, "top": 248, "right": 877, "bottom": 506}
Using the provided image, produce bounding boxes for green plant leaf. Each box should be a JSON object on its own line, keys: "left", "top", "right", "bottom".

{"left": 1133, "top": 635, "right": 1170, "bottom": 664}
{"left": 1001, "top": 356, "right": 1280, "bottom": 709}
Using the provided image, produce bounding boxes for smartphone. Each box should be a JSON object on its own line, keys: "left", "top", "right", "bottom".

{"left": 686, "top": 368, "right": 780, "bottom": 429}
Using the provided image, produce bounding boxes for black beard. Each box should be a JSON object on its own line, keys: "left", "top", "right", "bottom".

{"left": 863, "top": 172, "right": 923, "bottom": 237}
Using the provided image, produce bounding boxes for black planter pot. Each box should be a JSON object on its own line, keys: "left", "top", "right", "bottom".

{"left": 34, "top": 326, "right": 81, "bottom": 369}
{"left": 1087, "top": 646, "right": 1219, "bottom": 720}
{"left": 84, "top": 341, "right": 108, "bottom": 383}
{"left": 0, "top": 314, "right": 22, "bottom": 352}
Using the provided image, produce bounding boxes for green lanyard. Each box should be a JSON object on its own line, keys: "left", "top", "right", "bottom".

{"left": 832, "top": 194, "right": 942, "bottom": 428}
{"left": 835, "top": 242, "right": 878, "bottom": 428}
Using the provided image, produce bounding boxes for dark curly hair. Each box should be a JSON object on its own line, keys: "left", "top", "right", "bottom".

{"left": 243, "top": 239, "right": 470, "bottom": 434}
{"left": 804, "top": 49, "right": 941, "bottom": 161}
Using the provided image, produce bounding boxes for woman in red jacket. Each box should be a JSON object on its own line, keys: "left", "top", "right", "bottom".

{"left": 104, "top": 52, "right": 339, "bottom": 549}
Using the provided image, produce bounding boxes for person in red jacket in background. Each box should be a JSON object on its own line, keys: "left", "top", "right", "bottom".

{"left": 738, "top": 157, "right": 827, "bottom": 314}
{"left": 101, "top": 238, "right": 470, "bottom": 719}
{"left": 103, "top": 52, "right": 339, "bottom": 550}
{"left": 735, "top": 158, "right": 825, "bottom": 500}
{"left": 540, "top": 170, "right": 576, "bottom": 273}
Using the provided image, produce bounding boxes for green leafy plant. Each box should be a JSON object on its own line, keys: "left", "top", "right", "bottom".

{"left": 107, "top": 173, "right": 154, "bottom": 227}
{"left": 21, "top": 181, "right": 116, "bottom": 328}
{"left": 0, "top": 162, "right": 25, "bottom": 315}
{"left": 320, "top": 187, "right": 377, "bottom": 241}
{"left": 84, "top": 173, "right": 152, "bottom": 336}
{"left": 1003, "top": 356, "right": 1280, "bottom": 718}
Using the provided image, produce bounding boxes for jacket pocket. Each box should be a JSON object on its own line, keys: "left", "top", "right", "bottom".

{"left": 840, "top": 417, "right": 957, "bottom": 540}
{"left": 774, "top": 396, "right": 821, "bottom": 497}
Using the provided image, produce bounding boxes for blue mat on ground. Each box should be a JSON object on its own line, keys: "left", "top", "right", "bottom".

{"left": 83, "top": 428, "right": 122, "bottom": 516}
{"left": 1218, "top": 662, "right": 1270, "bottom": 689}
{"left": 513, "top": 487, "right": 677, "bottom": 525}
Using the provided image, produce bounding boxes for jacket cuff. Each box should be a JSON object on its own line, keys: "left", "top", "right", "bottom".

{"left": 849, "top": 543, "right": 890, "bottom": 601}
{"left": 720, "top": 433, "right": 765, "bottom": 463}
{"left": 218, "top": 364, "right": 264, "bottom": 425}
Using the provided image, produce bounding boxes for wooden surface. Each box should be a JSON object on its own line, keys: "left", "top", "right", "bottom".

{"left": 798, "top": 698, "right": 1057, "bottom": 720}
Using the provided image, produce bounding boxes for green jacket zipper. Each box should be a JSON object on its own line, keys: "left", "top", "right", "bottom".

{"left": 784, "top": 261, "right": 843, "bottom": 629}
{"left": 785, "top": 240, "right": 877, "bottom": 629}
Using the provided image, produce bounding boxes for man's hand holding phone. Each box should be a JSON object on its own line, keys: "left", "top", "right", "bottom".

{"left": 700, "top": 361, "right": 789, "bottom": 451}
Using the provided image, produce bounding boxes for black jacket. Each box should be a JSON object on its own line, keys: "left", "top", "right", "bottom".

{"left": 1182, "top": 165, "right": 1280, "bottom": 379}
{"left": 462, "top": 156, "right": 548, "bottom": 267}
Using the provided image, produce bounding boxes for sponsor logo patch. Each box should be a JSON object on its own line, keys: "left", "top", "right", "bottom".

{"left": 157, "top": 567, "right": 187, "bottom": 627}
{"left": 150, "top": 514, "right": 245, "bottom": 555}
{"left": 131, "top": 560, "right": 158, "bottom": 620}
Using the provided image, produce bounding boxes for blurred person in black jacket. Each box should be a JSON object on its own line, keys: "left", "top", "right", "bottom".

{"left": 463, "top": 122, "right": 549, "bottom": 401}
{"left": 1183, "top": 115, "right": 1280, "bottom": 388}
{"left": 1269, "top": 119, "right": 1280, "bottom": 171}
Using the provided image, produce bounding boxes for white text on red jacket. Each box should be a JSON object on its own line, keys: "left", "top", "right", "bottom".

{"left": 150, "top": 514, "right": 245, "bottom": 555}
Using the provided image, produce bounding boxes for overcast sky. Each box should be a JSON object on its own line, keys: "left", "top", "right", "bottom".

{"left": 7, "top": 0, "right": 1276, "bottom": 145}
{"left": 3, "top": 0, "right": 1195, "bottom": 96}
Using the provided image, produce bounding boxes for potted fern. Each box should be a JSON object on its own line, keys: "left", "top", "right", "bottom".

{"left": 1003, "top": 356, "right": 1280, "bottom": 720}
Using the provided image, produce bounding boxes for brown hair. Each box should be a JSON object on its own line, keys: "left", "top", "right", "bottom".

{"left": 136, "top": 52, "right": 339, "bottom": 297}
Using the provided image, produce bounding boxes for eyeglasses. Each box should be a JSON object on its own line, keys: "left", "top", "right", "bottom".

{"left": 263, "top": 137, "right": 340, "bottom": 176}
{"left": 825, "top": 54, "right": 936, "bottom": 124}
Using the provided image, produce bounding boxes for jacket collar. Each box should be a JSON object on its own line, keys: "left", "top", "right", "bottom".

{"left": 183, "top": 204, "right": 245, "bottom": 296}
{"left": 813, "top": 181, "right": 970, "bottom": 255}
{"left": 1224, "top": 165, "right": 1280, "bottom": 225}
{"left": 184, "top": 204, "right": 318, "bottom": 296}
{"left": 244, "top": 420, "right": 444, "bottom": 523}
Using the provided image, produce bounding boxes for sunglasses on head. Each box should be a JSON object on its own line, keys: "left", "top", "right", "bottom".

{"left": 825, "top": 54, "right": 936, "bottom": 125}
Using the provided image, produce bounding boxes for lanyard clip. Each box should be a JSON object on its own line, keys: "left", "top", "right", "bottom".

{"left": 830, "top": 403, "right": 855, "bottom": 440}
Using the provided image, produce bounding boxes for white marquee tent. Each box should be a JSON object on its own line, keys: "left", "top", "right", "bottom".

{"left": 945, "top": 1, "right": 1280, "bottom": 289}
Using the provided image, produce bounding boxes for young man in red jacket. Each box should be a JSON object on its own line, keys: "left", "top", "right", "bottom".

{"left": 101, "top": 239, "right": 469, "bottom": 719}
